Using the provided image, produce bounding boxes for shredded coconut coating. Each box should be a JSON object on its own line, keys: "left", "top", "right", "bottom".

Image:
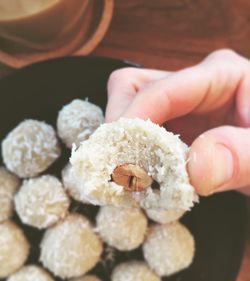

{"left": 62, "top": 164, "right": 90, "bottom": 204}
{"left": 7, "top": 265, "right": 54, "bottom": 281}
{"left": 96, "top": 206, "right": 147, "bottom": 251}
{"left": 40, "top": 213, "right": 103, "bottom": 279}
{"left": 0, "top": 221, "right": 30, "bottom": 278}
{"left": 111, "top": 261, "right": 160, "bottom": 281}
{"left": 70, "top": 275, "right": 101, "bottom": 281}
{"left": 145, "top": 208, "right": 185, "bottom": 224}
{"left": 15, "top": 175, "right": 70, "bottom": 229}
{"left": 57, "top": 99, "right": 104, "bottom": 148}
{"left": 0, "top": 167, "right": 20, "bottom": 222}
{"left": 143, "top": 221, "right": 195, "bottom": 277}
{"left": 1, "top": 120, "right": 61, "bottom": 178}
{"left": 70, "top": 118, "right": 198, "bottom": 210}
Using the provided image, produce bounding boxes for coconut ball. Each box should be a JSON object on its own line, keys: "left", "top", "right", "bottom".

{"left": 0, "top": 167, "right": 20, "bottom": 222}
{"left": 7, "top": 265, "right": 54, "bottom": 281}
{"left": 2, "top": 119, "right": 61, "bottom": 178}
{"left": 143, "top": 221, "right": 195, "bottom": 277}
{"left": 57, "top": 99, "right": 104, "bottom": 148}
{"left": 15, "top": 175, "right": 70, "bottom": 229}
{"left": 96, "top": 206, "right": 147, "bottom": 251}
{"left": 111, "top": 261, "right": 160, "bottom": 281}
{"left": 0, "top": 221, "right": 30, "bottom": 278}
{"left": 62, "top": 164, "right": 89, "bottom": 204}
{"left": 40, "top": 213, "right": 103, "bottom": 279}
{"left": 70, "top": 118, "right": 198, "bottom": 209}
{"left": 70, "top": 275, "right": 101, "bottom": 281}
{"left": 145, "top": 208, "right": 185, "bottom": 224}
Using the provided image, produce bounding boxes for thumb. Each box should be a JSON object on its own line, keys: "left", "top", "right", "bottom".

{"left": 188, "top": 126, "right": 250, "bottom": 196}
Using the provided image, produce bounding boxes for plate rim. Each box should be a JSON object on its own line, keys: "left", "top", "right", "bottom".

{"left": 0, "top": 56, "right": 248, "bottom": 281}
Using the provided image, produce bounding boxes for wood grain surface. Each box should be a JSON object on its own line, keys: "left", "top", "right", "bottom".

{"left": 0, "top": 0, "right": 249, "bottom": 280}
{"left": 94, "top": 0, "right": 250, "bottom": 70}
{"left": 96, "top": 1, "right": 250, "bottom": 280}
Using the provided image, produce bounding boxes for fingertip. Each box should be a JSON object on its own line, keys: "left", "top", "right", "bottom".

{"left": 104, "top": 108, "right": 114, "bottom": 123}
{"left": 104, "top": 96, "right": 128, "bottom": 123}
{"left": 188, "top": 134, "right": 234, "bottom": 196}
{"left": 188, "top": 132, "right": 235, "bottom": 196}
{"left": 188, "top": 137, "right": 213, "bottom": 196}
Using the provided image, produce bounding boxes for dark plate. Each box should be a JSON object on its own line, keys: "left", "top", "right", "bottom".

{"left": 0, "top": 56, "right": 247, "bottom": 281}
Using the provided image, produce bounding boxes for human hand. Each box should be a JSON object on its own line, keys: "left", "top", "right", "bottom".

{"left": 105, "top": 49, "right": 250, "bottom": 196}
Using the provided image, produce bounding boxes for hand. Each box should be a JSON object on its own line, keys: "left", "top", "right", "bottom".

{"left": 105, "top": 49, "right": 250, "bottom": 196}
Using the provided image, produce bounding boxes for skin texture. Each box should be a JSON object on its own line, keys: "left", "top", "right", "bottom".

{"left": 105, "top": 49, "right": 250, "bottom": 196}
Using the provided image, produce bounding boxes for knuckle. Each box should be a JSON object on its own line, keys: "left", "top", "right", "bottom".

{"left": 107, "top": 70, "right": 122, "bottom": 87}
{"left": 107, "top": 70, "right": 123, "bottom": 95}
{"left": 206, "top": 48, "right": 239, "bottom": 61}
{"left": 107, "top": 68, "right": 138, "bottom": 96}
{"left": 108, "top": 68, "right": 136, "bottom": 84}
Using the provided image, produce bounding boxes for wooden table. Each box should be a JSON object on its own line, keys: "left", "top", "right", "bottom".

{"left": 94, "top": 2, "right": 250, "bottom": 280}
{"left": 0, "top": 0, "right": 249, "bottom": 280}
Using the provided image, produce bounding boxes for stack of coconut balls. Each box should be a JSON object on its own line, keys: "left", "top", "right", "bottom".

{"left": 0, "top": 99, "right": 198, "bottom": 281}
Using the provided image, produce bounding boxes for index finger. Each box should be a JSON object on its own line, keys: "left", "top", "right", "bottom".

{"left": 105, "top": 68, "right": 170, "bottom": 122}
{"left": 122, "top": 50, "right": 247, "bottom": 124}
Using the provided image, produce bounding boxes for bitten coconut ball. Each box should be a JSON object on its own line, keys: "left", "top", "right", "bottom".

{"left": 96, "top": 206, "right": 147, "bottom": 251}
{"left": 2, "top": 119, "right": 61, "bottom": 178}
{"left": 7, "top": 265, "right": 54, "bottom": 281}
{"left": 143, "top": 221, "right": 195, "bottom": 277}
{"left": 57, "top": 99, "right": 104, "bottom": 148}
{"left": 62, "top": 164, "right": 89, "bottom": 203}
{"left": 145, "top": 208, "right": 185, "bottom": 224}
{"left": 0, "top": 221, "right": 30, "bottom": 278}
{"left": 71, "top": 275, "right": 101, "bottom": 281}
{"left": 15, "top": 175, "right": 70, "bottom": 229}
{"left": 111, "top": 261, "right": 160, "bottom": 281}
{"left": 40, "top": 213, "right": 103, "bottom": 279}
{"left": 0, "top": 167, "right": 20, "bottom": 222}
{"left": 70, "top": 118, "right": 198, "bottom": 209}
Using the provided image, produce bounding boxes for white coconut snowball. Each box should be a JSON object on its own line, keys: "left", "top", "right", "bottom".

{"left": 40, "top": 213, "right": 103, "bottom": 279}
{"left": 96, "top": 206, "right": 147, "bottom": 251}
{"left": 143, "top": 221, "right": 195, "bottom": 277}
{"left": 15, "top": 175, "right": 70, "bottom": 229}
{"left": 7, "top": 265, "right": 54, "bottom": 281}
{"left": 145, "top": 208, "right": 185, "bottom": 224}
{"left": 0, "top": 221, "right": 30, "bottom": 278}
{"left": 70, "top": 118, "right": 198, "bottom": 209}
{"left": 111, "top": 261, "right": 160, "bottom": 281}
{"left": 70, "top": 275, "right": 101, "bottom": 281}
{"left": 0, "top": 167, "right": 20, "bottom": 222}
{"left": 2, "top": 119, "right": 61, "bottom": 178}
{"left": 62, "top": 164, "right": 90, "bottom": 203}
{"left": 57, "top": 99, "right": 104, "bottom": 148}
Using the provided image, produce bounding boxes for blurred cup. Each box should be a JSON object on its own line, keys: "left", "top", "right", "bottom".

{"left": 0, "top": 0, "right": 90, "bottom": 51}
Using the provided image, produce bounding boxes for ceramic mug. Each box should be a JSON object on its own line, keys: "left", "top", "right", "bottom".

{"left": 0, "top": 0, "right": 90, "bottom": 51}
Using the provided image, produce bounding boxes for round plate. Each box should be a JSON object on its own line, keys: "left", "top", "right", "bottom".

{"left": 0, "top": 56, "right": 247, "bottom": 281}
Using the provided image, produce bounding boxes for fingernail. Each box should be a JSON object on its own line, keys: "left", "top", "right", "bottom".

{"left": 189, "top": 142, "right": 234, "bottom": 196}
{"left": 247, "top": 109, "right": 250, "bottom": 125}
{"left": 237, "top": 106, "right": 250, "bottom": 127}
{"left": 210, "top": 144, "right": 234, "bottom": 192}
